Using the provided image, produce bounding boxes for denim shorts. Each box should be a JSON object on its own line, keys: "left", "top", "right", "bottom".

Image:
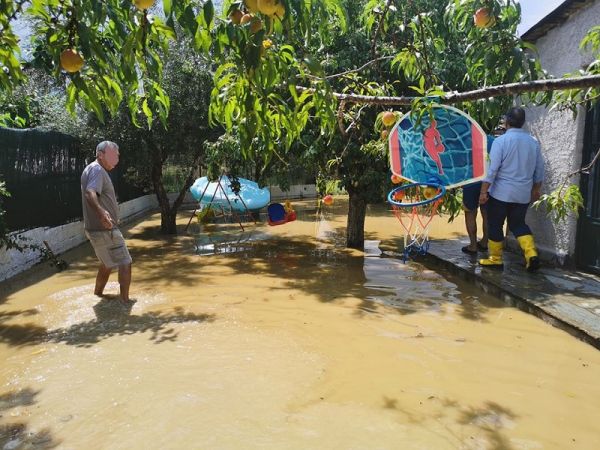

{"left": 86, "top": 229, "right": 132, "bottom": 268}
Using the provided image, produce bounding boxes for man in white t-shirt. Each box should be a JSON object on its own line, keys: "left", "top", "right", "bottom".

{"left": 81, "top": 141, "right": 133, "bottom": 304}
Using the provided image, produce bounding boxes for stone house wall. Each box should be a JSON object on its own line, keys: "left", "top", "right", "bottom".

{"left": 520, "top": 0, "right": 599, "bottom": 265}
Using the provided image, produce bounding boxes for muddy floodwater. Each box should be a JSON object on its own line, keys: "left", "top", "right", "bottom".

{"left": 1, "top": 198, "right": 599, "bottom": 449}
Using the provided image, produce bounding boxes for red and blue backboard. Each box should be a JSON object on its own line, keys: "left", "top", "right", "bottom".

{"left": 388, "top": 105, "right": 487, "bottom": 188}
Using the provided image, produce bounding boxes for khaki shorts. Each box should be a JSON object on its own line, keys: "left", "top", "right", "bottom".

{"left": 86, "top": 229, "right": 132, "bottom": 268}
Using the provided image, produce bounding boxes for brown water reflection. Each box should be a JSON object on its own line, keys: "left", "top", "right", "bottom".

{"left": 1, "top": 198, "right": 599, "bottom": 449}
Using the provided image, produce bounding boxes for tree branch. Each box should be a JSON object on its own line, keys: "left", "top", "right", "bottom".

{"left": 301, "top": 75, "right": 600, "bottom": 106}
{"left": 417, "top": 17, "right": 435, "bottom": 87}
{"left": 307, "top": 56, "right": 394, "bottom": 81}
{"left": 345, "top": 104, "right": 368, "bottom": 135}
{"left": 570, "top": 146, "right": 600, "bottom": 179}
{"left": 370, "top": 0, "right": 394, "bottom": 59}
{"left": 337, "top": 100, "right": 347, "bottom": 137}
{"left": 552, "top": 146, "right": 599, "bottom": 198}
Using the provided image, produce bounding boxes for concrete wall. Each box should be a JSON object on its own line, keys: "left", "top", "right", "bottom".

{"left": 0, "top": 194, "right": 158, "bottom": 282}
{"left": 269, "top": 184, "right": 317, "bottom": 200}
{"left": 520, "top": 0, "right": 599, "bottom": 265}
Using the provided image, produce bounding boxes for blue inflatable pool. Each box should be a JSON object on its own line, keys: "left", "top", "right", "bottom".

{"left": 189, "top": 176, "right": 271, "bottom": 212}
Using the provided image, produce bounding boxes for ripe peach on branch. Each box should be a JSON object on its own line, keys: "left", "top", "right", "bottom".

{"left": 257, "top": 0, "right": 279, "bottom": 16}
{"left": 422, "top": 186, "right": 439, "bottom": 199}
{"left": 390, "top": 174, "right": 403, "bottom": 185}
{"left": 392, "top": 190, "right": 405, "bottom": 202}
{"left": 60, "top": 49, "right": 84, "bottom": 73}
{"left": 382, "top": 111, "right": 396, "bottom": 128}
{"left": 229, "top": 9, "right": 244, "bottom": 24}
{"left": 245, "top": 0, "right": 259, "bottom": 13}
{"left": 473, "top": 7, "right": 495, "bottom": 29}
{"left": 134, "top": 0, "right": 155, "bottom": 11}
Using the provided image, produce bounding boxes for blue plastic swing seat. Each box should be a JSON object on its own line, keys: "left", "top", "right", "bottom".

{"left": 189, "top": 176, "right": 270, "bottom": 212}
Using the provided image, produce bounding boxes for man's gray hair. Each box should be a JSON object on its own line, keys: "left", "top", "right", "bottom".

{"left": 96, "top": 140, "right": 119, "bottom": 156}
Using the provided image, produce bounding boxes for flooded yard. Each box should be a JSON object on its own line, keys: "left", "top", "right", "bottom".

{"left": 1, "top": 198, "right": 599, "bottom": 449}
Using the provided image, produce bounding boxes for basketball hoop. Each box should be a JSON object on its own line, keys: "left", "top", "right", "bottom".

{"left": 386, "top": 104, "right": 489, "bottom": 261}
{"left": 387, "top": 182, "right": 446, "bottom": 262}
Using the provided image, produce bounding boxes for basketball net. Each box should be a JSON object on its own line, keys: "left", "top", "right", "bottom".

{"left": 390, "top": 185, "right": 443, "bottom": 262}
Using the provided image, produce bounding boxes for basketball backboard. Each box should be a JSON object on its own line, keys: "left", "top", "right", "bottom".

{"left": 388, "top": 105, "right": 487, "bottom": 188}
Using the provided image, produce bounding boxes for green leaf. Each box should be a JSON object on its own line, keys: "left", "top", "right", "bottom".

{"left": 304, "top": 55, "right": 324, "bottom": 76}
{"left": 163, "top": 0, "right": 172, "bottom": 16}
{"left": 204, "top": 0, "right": 214, "bottom": 27}
{"left": 142, "top": 98, "right": 153, "bottom": 128}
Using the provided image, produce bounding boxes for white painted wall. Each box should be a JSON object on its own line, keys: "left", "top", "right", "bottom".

{"left": 0, "top": 194, "right": 158, "bottom": 282}
{"left": 521, "top": 0, "right": 599, "bottom": 265}
{"left": 269, "top": 184, "right": 317, "bottom": 200}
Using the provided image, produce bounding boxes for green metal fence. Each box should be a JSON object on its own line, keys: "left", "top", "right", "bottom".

{"left": 0, "top": 128, "right": 143, "bottom": 231}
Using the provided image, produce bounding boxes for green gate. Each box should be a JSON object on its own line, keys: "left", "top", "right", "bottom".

{"left": 576, "top": 104, "right": 600, "bottom": 274}
{"left": 0, "top": 128, "right": 143, "bottom": 231}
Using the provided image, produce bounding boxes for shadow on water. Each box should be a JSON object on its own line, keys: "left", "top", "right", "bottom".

{"left": 381, "top": 394, "right": 519, "bottom": 450}
{"left": 0, "top": 299, "right": 215, "bottom": 348}
{"left": 198, "top": 230, "right": 499, "bottom": 322}
{"left": 0, "top": 388, "right": 40, "bottom": 412}
{"left": 0, "top": 310, "right": 47, "bottom": 348}
{"left": 456, "top": 401, "right": 518, "bottom": 450}
{"left": 0, "top": 388, "right": 61, "bottom": 449}
{"left": 0, "top": 424, "right": 60, "bottom": 449}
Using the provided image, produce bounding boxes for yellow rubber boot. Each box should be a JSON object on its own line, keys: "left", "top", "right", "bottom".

{"left": 479, "top": 240, "right": 504, "bottom": 268}
{"left": 517, "top": 234, "right": 540, "bottom": 272}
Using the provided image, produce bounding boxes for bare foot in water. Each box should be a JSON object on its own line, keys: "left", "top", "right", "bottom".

{"left": 96, "top": 293, "right": 119, "bottom": 300}
{"left": 119, "top": 298, "right": 137, "bottom": 307}
{"left": 95, "top": 293, "right": 135, "bottom": 308}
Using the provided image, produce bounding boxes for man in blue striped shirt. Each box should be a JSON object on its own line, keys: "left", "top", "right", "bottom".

{"left": 478, "top": 107, "right": 545, "bottom": 272}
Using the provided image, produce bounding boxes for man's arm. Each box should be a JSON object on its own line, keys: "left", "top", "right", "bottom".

{"left": 530, "top": 182, "right": 542, "bottom": 203}
{"left": 84, "top": 189, "right": 114, "bottom": 229}
{"left": 480, "top": 139, "right": 502, "bottom": 205}
{"left": 531, "top": 143, "right": 545, "bottom": 203}
{"left": 479, "top": 182, "right": 491, "bottom": 205}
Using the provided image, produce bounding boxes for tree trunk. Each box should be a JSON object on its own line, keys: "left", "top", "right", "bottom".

{"left": 143, "top": 131, "right": 206, "bottom": 235}
{"left": 145, "top": 135, "right": 176, "bottom": 235}
{"left": 160, "top": 209, "right": 177, "bottom": 234}
{"left": 346, "top": 190, "right": 367, "bottom": 250}
{"left": 153, "top": 168, "right": 178, "bottom": 234}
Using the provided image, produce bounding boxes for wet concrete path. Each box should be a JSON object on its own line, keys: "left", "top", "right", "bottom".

{"left": 426, "top": 238, "right": 600, "bottom": 350}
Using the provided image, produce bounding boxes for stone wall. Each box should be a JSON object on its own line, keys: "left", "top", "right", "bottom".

{"left": 520, "top": 0, "right": 599, "bottom": 265}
